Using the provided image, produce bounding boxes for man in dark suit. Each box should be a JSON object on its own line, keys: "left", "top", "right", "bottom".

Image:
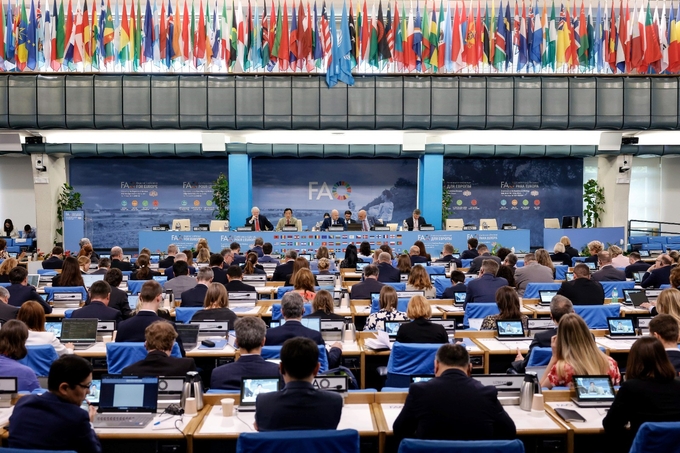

{"left": 467, "top": 244, "right": 502, "bottom": 274}
{"left": 272, "top": 250, "right": 297, "bottom": 282}
{"left": 512, "top": 295, "right": 573, "bottom": 373}
{"left": 8, "top": 356, "right": 102, "bottom": 453}
{"left": 557, "top": 263, "right": 605, "bottom": 305}
{"left": 460, "top": 238, "right": 479, "bottom": 260}
{"left": 247, "top": 238, "right": 265, "bottom": 257}
{"left": 70, "top": 281, "right": 123, "bottom": 322}
{"left": 121, "top": 321, "right": 196, "bottom": 376}
{"left": 409, "top": 246, "right": 428, "bottom": 266}
{"left": 344, "top": 210, "right": 356, "bottom": 224}
{"left": 0, "top": 287, "right": 19, "bottom": 322}
{"left": 259, "top": 243, "right": 279, "bottom": 264}
{"left": 255, "top": 336, "right": 343, "bottom": 431}
{"left": 436, "top": 243, "right": 463, "bottom": 268}
{"left": 104, "top": 268, "right": 132, "bottom": 319}
{"left": 158, "top": 244, "right": 178, "bottom": 269}
{"left": 404, "top": 209, "right": 427, "bottom": 231}
{"left": 641, "top": 254, "right": 674, "bottom": 288}
{"left": 591, "top": 251, "right": 626, "bottom": 282}
{"left": 6, "top": 267, "right": 52, "bottom": 314}
{"left": 229, "top": 243, "right": 246, "bottom": 265}
{"left": 209, "top": 254, "right": 228, "bottom": 285}
{"left": 225, "top": 266, "right": 256, "bottom": 292}
{"left": 320, "top": 210, "right": 346, "bottom": 231}
{"left": 211, "top": 317, "right": 282, "bottom": 390}
{"left": 180, "top": 267, "right": 213, "bottom": 307}
{"left": 245, "top": 207, "right": 274, "bottom": 232}
{"left": 41, "top": 246, "right": 64, "bottom": 269}
{"left": 356, "top": 209, "right": 380, "bottom": 231}
{"left": 350, "top": 265, "right": 385, "bottom": 299}
{"left": 91, "top": 258, "right": 111, "bottom": 275}
{"left": 393, "top": 343, "right": 516, "bottom": 441}
{"left": 164, "top": 260, "right": 198, "bottom": 298}
{"left": 465, "top": 260, "right": 507, "bottom": 305}
{"left": 441, "top": 271, "right": 467, "bottom": 300}
{"left": 649, "top": 314, "right": 680, "bottom": 374}
{"left": 110, "top": 246, "right": 134, "bottom": 271}
{"left": 625, "top": 252, "right": 652, "bottom": 279}
{"left": 377, "top": 252, "right": 401, "bottom": 283}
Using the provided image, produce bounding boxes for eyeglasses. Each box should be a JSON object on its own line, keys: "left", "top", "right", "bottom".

{"left": 76, "top": 382, "right": 93, "bottom": 390}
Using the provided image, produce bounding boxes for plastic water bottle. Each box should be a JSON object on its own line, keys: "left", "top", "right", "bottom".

{"left": 611, "top": 288, "right": 619, "bottom": 304}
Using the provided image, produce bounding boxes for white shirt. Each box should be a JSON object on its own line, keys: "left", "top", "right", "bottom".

{"left": 27, "top": 330, "right": 74, "bottom": 356}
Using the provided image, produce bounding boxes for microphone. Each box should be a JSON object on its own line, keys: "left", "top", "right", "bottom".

{"left": 493, "top": 381, "right": 514, "bottom": 387}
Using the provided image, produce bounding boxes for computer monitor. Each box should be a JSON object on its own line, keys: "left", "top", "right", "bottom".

{"left": 561, "top": 216, "right": 582, "bottom": 229}
{"left": 171, "top": 219, "right": 191, "bottom": 231}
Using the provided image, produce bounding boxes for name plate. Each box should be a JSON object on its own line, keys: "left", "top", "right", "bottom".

{"left": 282, "top": 226, "right": 299, "bottom": 232}
{"left": 502, "top": 225, "right": 518, "bottom": 230}
{"left": 463, "top": 225, "right": 478, "bottom": 231}
{"left": 373, "top": 226, "right": 390, "bottom": 231}
{"left": 193, "top": 226, "right": 209, "bottom": 231}
{"left": 420, "top": 226, "right": 435, "bottom": 231}
{"left": 152, "top": 226, "right": 168, "bottom": 231}
{"left": 237, "top": 227, "right": 254, "bottom": 232}
{"left": 329, "top": 226, "right": 345, "bottom": 232}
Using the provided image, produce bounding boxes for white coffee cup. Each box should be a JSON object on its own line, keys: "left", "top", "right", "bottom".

{"left": 184, "top": 397, "right": 197, "bottom": 416}
{"left": 221, "top": 398, "right": 235, "bottom": 417}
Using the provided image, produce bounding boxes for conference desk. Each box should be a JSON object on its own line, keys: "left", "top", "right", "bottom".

{"left": 138, "top": 229, "right": 532, "bottom": 258}
{"left": 543, "top": 227, "right": 625, "bottom": 251}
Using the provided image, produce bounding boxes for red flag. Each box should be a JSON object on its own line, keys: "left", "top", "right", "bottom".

{"left": 181, "top": 0, "right": 189, "bottom": 60}
{"left": 607, "top": 1, "right": 616, "bottom": 71}
{"left": 360, "top": 0, "right": 369, "bottom": 61}
{"left": 160, "top": 0, "right": 166, "bottom": 61}
{"left": 278, "top": 0, "right": 289, "bottom": 70}
{"left": 268, "top": 0, "right": 276, "bottom": 63}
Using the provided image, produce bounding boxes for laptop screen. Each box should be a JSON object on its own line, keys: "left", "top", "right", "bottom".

{"left": 45, "top": 321, "right": 62, "bottom": 339}
{"left": 240, "top": 377, "right": 280, "bottom": 406}
{"left": 27, "top": 274, "right": 39, "bottom": 287}
{"left": 585, "top": 262, "right": 597, "bottom": 270}
{"left": 410, "top": 375, "right": 434, "bottom": 383}
{"left": 565, "top": 272, "right": 574, "bottom": 281}
{"left": 396, "top": 291, "right": 425, "bottom": 312}
{"left": 608, "top": 318, "right": 635, "bottom": 336}
{"left": 280, "top": 318, "right": 321, "bottom": 331}
{"left": 452, "top": 291, "right": 467, "bottom": 304}
{"left": 573, "top": 376, "right": 615, "bottom": 401}
{"left": 175, "top": 324, "right": 200, "bottom": 345}
{"left": 128, "top": 295, "right": 139, "bottom": 310}
{"left": 152, "top": 276, "right": 168, "bottom": 283}
{"left": 496, "top": 320, "right": 525, "bottom": 338}
{"left": 60, "top": 319, "right": 98, "bottom": 342}
{"left": 633, "top": 271, "right": 646, "bottom": 283}
{"left": 86, "top": 379, "right": 101, "bottom": 405}
{"left": 298, "top": 254, "right": 312, "bottom": 262}
{"left": 356, "top": 262, "right": 369, "bottom": 272}
{"left": 98, "top": 376, "right": 159, "bottom": 413}
{"left": 385, "top": 320, "right": 406, "bottom": 337}
{"left": 539, "top": 290, "right": 558, "bottom": 304}
{"left": 82, "top": 274, "right": 105, "bottom": 288}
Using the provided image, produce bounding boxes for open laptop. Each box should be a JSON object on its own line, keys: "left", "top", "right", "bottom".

{"left": 538, "top": 290, "right": 559, "bottom": 306}
{"left": 410, "top": 375, "right": 434, "bottom": 383}
{"left": 45, "top": 321, "right": 62, "bottom": 339}
{"left": 606, "top": 317, "right": 638, "bottom": 339}
{"left": 298, "top": 254, "right": 312, "bottom": 262}
{"left": 127, "top": 295, "right": 139, "bottom": 311}
{"left": 26, "top": 274, "right": 39, "bottom": 288}
{"left": 585, "top": 262, "right": 598, "bottom": 271}
{"left": 238, "top": 377, "right": 281, "bottom": 412}
{"left": 430, "top": 318, "right": 455, "bottom": 335}
{"left": 93, "top": 376, "right": 159, "bottom": 428}
{"left": 281, "top": 317, "right": 321, "bottom": 331}
{"left": 571, "top": 375, "right": 616, "bottom": 407}
{"left": 565, "top": 272, "right": 574, "bottom": 281}
{"left": 52, "top": 292, "right": 83, "bottom": 308}
{"left": 175, "top": 324, "right": 200, "bottom": 350}
{"left": 157, "top": 376, "right": 184, "bottom": 409}
{"left": 638, "top": 250, "right": 650, "bottom": 258}
{"left": 384, "top": 320, "right": 408, "bottom": 342}
{"left": 495, "top": 320, "right": 532, "bottom": 341}
{"left": 82, "top": 274, "right": 105, "bottom": 289}
{"left": 355, "top": 262, "right": 369, "bottom": 272}
{"left": 450, "top": 291, "right": 467, "bottom": 306}
{"left": 629, "top": 291, "right": 649, "bottom": 307}
{"left": 320, "top": 319, "right": 345, "bottom": 342}
{"left": 60, "top": 319, "right": 98, "bottom": 349}
{"left": 632, "top": 271, "right": 646, "bottom": 284}
{"left": 622, "top": 288, "right": 644, "bottom": 305}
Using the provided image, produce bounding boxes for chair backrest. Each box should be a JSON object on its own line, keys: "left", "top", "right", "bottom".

{"left": 424, "top": 266, "right": 445, "bottom": 276}
{"left": 236, "top": 429, "right": 359, "bottom": 453}
{"left": 261, "top": 345, "right": 328, "bottom": 373}
{"left": 463, "top": 303, "right": 500, "bottom": 328}
{"left": 106, "top": 342, "right": 182, "bottom": 374}
{"left": 544, "top": 218, "right": 560, "bottom": 229}
{"left": 0, "top": 282, "right": 10, "bottom": 288}
{"left": 629, "top": 422, "right": 680, "bottom": 453}
{"left": 523, "top": 283, "right": 561, "bottom": 299}
{"left": 276, "top": 286, "right": 294, "bottom": 299}
{"left": 432, "top": 276, "right": 451, "bottom": 298}
{"left": 385, "top": 342, "right": 440, "bottom": 388}
{"left": 573, "top": 304, "right": 621, "bottom": 329}
{"left": 554, "top": 265, "right": 569, "bottom": 280}
{"left": 36, "top": 269, "right": 57, "bottom": 276}
{"left": 398, "top": 439, "right": 525, "bottom": 453}
{"left": 600, "top": 281, "right": 634, "bottom": 298}
{"left": 64, "top": 309, "right": 74, "bottom": 318}
{"left": 271, "top": 304, "right": 313, "bottom": 321}
{"left": 384, "top": 282, "right": 406, "bottom": 291}
{"left": 526, "top": 347, "right": 553, "bottom": 367}
{"left": 571, "top": 257, "right": 587, "bottom": 266}
{"left": 209, "top": 220, "right": 230, "bottom": 231}
{"left": 43, "top": 286, "right": 88, "bottom": 302}
{"left": 386, "top": 223, "right": 398, "bottom": 231}
{"left": 18, "top": 345, "right": 59, "bottom": 377}
{"left": 126, "top": 280, "right": 146, "bottom": 296}
{"left": 445, "top": 219, "right": 464, "bottom": 231}
{"left": 175, "top": 307, "right": 203, "bottom": 324}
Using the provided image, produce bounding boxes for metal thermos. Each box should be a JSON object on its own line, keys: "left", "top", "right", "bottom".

{"left": 180, "top": 371, "right": 204, "bottom": 411}
{"left": 519, "top": 372, "right": 541, "bottom": 411}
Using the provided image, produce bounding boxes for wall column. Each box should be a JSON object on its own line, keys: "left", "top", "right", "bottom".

{"left": 418, "top": 154, "right": 444, "bottom": 229}
{"left": 596, "top": 156, "right": 630, "bottom": 231}
{"left": 32, "top": 154, "right": 68, "bottom": 249}
{"left": 228, "top": 153, "right": 252, "bottom": 227}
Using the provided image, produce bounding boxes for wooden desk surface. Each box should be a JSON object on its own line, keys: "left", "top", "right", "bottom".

{"left": 473, "top": 337, "right": 532, "bottom": 354}
{"left": 546, "top": 401, "right": 606, "bottom": 435}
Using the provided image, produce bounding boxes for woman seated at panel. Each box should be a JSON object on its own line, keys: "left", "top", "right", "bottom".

{"left": 316, "top": 258, "right": 333, "bottom": 276}
{"left": 284, "top": 257, "right": 317, "bottom": 287}
{"left": 406, "top": 265, "right": 436, "bottom": 299}
{"left": 130, "top": 254, "right": 161, "bottom": 280}
{"left": 357, "top": 242, "right": 372, "bottom": 260}
{"left": 0, "top": 258, "right": 17, "bottom": 283}
{"left": 190, "top": 283, "right": 238, "bottom": 329}
{"left": 18, "top": 301, "right": 74, "bottom": 356}
{"left": 51, "top": 256, "right": 85, "bottom": 288}
{"left": 291, "top": 268, "right": 317, "bottom": 302}
{"left": 540, "top": 313, "right": 621, "bottom": 389}
{"left": 340, "top": 244, "right": 361, "bottom": 269}
{"left": 535, "top": 249, "right": 556, "bottom": 279}
{"left": 77, "top": 256, "right": 91, "bottom": 274}
{"left": 314, "top": 246, "right": 337, "bottom": 272}
{"left": 242, "top": 253, "right": 266, "bottom": 275}
{"left": 0, "top": 320, "right": 38, "bottom": 391}
{"left": 480, "top": 286, "right": 528, "bottom": 331}
{"left": 364, "top": 286, "right": 407, "bottom": 331}
{"left": 550, "top": 243, "right": 572, "bottom": 266}
{"left": 305, "top": 290, "right": 344, "bottom": 321}
{"left": 641, "top": 287, "right": 680, "bottom": 321}
{"left": 585, "top": 241, "right": 603, "bottom": 264}
{"left": 395, "top": 296, "right": 448, "bottom": 344}
{"left": 396, "top": 254, "right": 412, "bottom": 277}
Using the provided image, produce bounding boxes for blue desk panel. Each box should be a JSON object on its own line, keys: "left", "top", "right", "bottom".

{"left": 138, "top": 229, "right": 531, "bottom": 258}
{"left": 543, "top": 227, "right": 626, "bottom": 251}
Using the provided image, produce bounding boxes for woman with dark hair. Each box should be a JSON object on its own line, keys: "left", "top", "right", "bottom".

{"left": 397, "top": 254, "right": 412, "bottom": 275}
{"left": 190, "top": 283, "right": 238, "bottom": 328}
{"left": 306, "top": 290, "right": 344, "bottom": 320}
{"left": 285, "top": 257, "right": 315, "bottom": 287}
{"left": 314, "top": 246, "right": 337, "bottom": 273}
{"left": 480, "top": 286, "right": 527, "bottom": 330}
{"left": 3, "top": 219, "right": 18, "bottom": 238}
{"left": 364, "top": 286, "right": 407, "bottom": 331}
{"left": 18, "top": 301, "right": 74, "bottom": 356}
{"left": 243, "top": 252, "right": 266, "bottom": 275}
{"left": 413, "top": 240, "right": 432, "bottom": 261}
{"left": 52, "top": 256, "right": 85, "bottom": 287}
{"left": 379, "top": 244, "right": 394, "bottom": 259}
{"left": 0, "top": 320, "right": 39, "bottom": 391}
{"left": 603, "top": 336, "right": 680, "bottom": 451}
{"left": 292, "top": 268, "right": 316, "bottom": 302}
{"left": 496, "top": 265, "right": 516, "bottom": 287}
{"left": 131, "top": 254, "right": 161, "bottom": 280}
{"left": 406, "top": 265, "right": 436, "bottom": 298}
{"left": 0, "top": 239, "right": 8, "bottom": 259}
{"left": 358, "top": 242, "right": 372, "bottom": 260}
{"left": 340, "top": 244, "right": 360, "bottom": 269}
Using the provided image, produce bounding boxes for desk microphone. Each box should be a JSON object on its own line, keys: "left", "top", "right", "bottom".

{"left": 493, "top": 382, "right": 514, "bottom": 387}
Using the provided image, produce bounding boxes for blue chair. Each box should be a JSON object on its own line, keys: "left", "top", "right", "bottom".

{"left": 555, "top": 265, "right": 569, "bottom": 280}
{"left": 643, "top": 243, "right": 665, "bottom": 251}
{"left": 432, "top": 276, "right": 451, "bottom": 298}
{"left": 571, "top": 257, "right": 587, "bottom": 266}
{"left": 64, "top": 309, "right": 74, "bottom": 318}
{"left": 236, "top": 429, "right": 359, "bottom": 453}
{"left": 276, "top": 286, "right": 294, "bottom": 298}
{"left": 175, "top": 307, "right": 202, "bottom": 324}
{"left": 526, "top": 347, "right": 552, "bottom": 367}
{"left": 398, "top": 439, "right": 525, "bottom": 453}
{"left": 385, "top": 342, "right": 440, "bottom": 388}
{"left": 462, "top": 259, "right": 473, "bottom": 268}
{"left": 126, "top": 280, "right": 146, "bottom": 295}
{"left": 36, "top": 269, "right": 57, "bottom": 276}
{"left": 424, "top": 266, "right": 445, "bottom": 275}
{"left": 43, "top": 286, "right": 88, "bottom": 302}
{"left": 384, "top": 282, "right": 406, "bottom": 291}
{"left": 523, "top": 283, "right": 560, "bottom": 299}
{"left": 18, "top": 345, "right": 59, "bottom": 377}
{"left": 574, "top": 304, "right": 621, "bottom": 329}
{"left": 0, "top": 282, "right": 10, "bottom": 288}
{"left": 629, "top": 237, "right": 649, "bottom": 245}
{"left": 106, "top": 342, "right": 182, "bottom": 374}
{"left": 463, "top": 303, "right": 499, "bottom": 328}
{"left": 271, "top": 303, "right": 312, "bottom": 321}
{"left": 667, "top": 236, "right": 680, "bottom": 244}
{"left": 601, "top": 281, "right": 634, "bottom": 298}
{"left": 261, "top": 345, "right": 328, "bottom": 373}
{"left": 629, "top": 422, "right": 680, "bottom": 453}
{"left": 661, "top": 284, "right": 672, "bottom": 289}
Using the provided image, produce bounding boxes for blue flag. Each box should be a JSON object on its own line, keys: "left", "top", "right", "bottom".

{"left": 338, "top": 1, "right": 354, "bottom": 85}
{"left": 504, "top": 2, "right": 512, "bottom": 68}
{"left": 143, "top": 0, "right": 154, "bottom": 60}
{"left": 6, "top": 0, "right": 15, "bottom": 64}
{"left": 27, "top": 0, "right": 37, "bottom": 69}
{"left": 326, "top": 3, "right": 338, "bottom": 86}
{"left": 530, "top": 0, "right": 542, "bottom": 67}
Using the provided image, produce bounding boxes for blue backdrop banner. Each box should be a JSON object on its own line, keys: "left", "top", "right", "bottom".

{"left": 443, "top": 158, "right": 584, "bottom": 249}
{"left": 70, "top": 158, "right": 228, "bottom": 250}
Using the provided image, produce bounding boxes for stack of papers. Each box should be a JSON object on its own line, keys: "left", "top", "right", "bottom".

{"left": 364, "top": 331, "right": 392, "bottom": 350}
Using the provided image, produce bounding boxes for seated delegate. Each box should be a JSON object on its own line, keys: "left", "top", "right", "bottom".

{"left": 121, "top": 321, "right": 196, "bottom": 376}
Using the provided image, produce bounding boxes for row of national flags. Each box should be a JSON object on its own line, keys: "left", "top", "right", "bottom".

{"left": 1, "top": 0, "right": 678, "bottom": 86}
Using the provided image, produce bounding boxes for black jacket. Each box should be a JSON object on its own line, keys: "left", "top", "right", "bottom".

{"left": 121, "top": 350, "right": 196, "bottom": 376}
{"left": 41, "top": 256, "right": 64, "bottom": 269}
{"left": 210, "top": 266, "right": 228, "bottom": 285}
{"left": 272, "top": 261, "right": 295, "bottom": 282}
{"left": 71, "top": 301, "right": 123, "bottom": 322}
{"left": 111, "top": 259, "right": 134, "bottom": 272}
{"left": 225, "top": 280, "right": 257, "bottom": 293}
{"left": 210, "top": 354, "right": 282, "bottom": 390}
{"left": 190, "top": 308, "right": 238, "bottom": 330}
{"left": 395, "top": 318, "right": 448, "bottom": 344}
{"left": 108, "top": 286, "right": 132, "bottom": 319}
{"left": 245, "top": 215, "right": 274, "bottom": 231}
{"left": 514, "top": 328, "right": 557, "bottom": 373}
{"left": 641, "top": 266, "right": 673, "bottom": 288}
{"left": 625, "top": 261, "right": 652, "bottom": 279}
{"left": 557, "top": 278, "right": 605, "bottom": 305}
{"left": 179, "top": 284, "right": 209, "bottom": 307}
{"left": 436, "top": 254, "right": 463, "bottom": 268}
{"left": 0, "top": 302, "right": 19, "bottom": 322}
{"left": 7, "top": 284, "right": 52, "bottom": 314}
{"left": 350, "top": 278, "right": 385, "bottom": 300}
{"left": 377, "top": 262, "right": 401, "bottom": 283}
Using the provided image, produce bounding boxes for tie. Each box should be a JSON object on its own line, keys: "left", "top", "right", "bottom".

{"left": 363, "top": 220, "right": 369, "bottom": 231}
{"left": 414, "top": 218, "right": 419, "bottom": 231}
{"left": 255, "top": 217, "right": 261, "bottom": 231}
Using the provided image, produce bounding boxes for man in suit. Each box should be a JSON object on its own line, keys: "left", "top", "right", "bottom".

{"left": 8, "top": 355, "right": 102, "bottom": 453}
{"left": 209, "top": 253, "right": 228, "bottom": 285}
{"left": 265, "top": 292, "right": 342, "bottom": 368}
{"left": 180, "top": 267, "right": 213, "bottom": 307}
{"left": 357, "top": 209, "right": 377, "bottom": 231}
{"left": 592, "top": 251, "right": 626, "bottom": 282}
{"left": 247, "top": 237, "right": 265, "bottom": 257}
{"left": 344, "top": 210, "right": 356, "bottom": 224}
{"left": 625, "top": 252, "right": 652, "bottom": 279}
{"left": 436, "top": 243, "right": 463, "bottom": 268}
{"left": 163, "top": 260, "right": 197, "bottom": 300}
{"left": 226, "top": 265, "right": 256, "bottom": 292}
{"left": 41, "top": 246, "right": 64, "bottom": 269}
{"left": 275, "top": 208, "right": 299, "bottom": 231}
{"left": 164, "top": 253, "right": 196, "bottom": 280}
{"left": 70, "top": 281, "right": 123, "bottom": 322}
{"left": 649, "top": 314, "right": 680, "bottom": 374}
{"left": 91, "top": 258, "right": 110, "bottom": 275}
{"left": 258, "top": 243, "right": 279, "bottom": 264}
{"left": 513, "top": 253, "right": 554, "bottom": 296}
{"left": 230, "top": 242, "right": 246, "bottom": 265}
{"left": 377, "top": 252, "right": 401, "bottom": 283}
{"left": 104, "top": 268, "right": 132, "bottom": 319}
{"left": 121, "top": 321, "right": 196, "bottom": 376}
{"left": 350, "top": 264, "right": 385, "bottom": 299}
{"left": 7, "top": 267, "right": 52, "bottom": 314}
{"left": 246, "top": 206, "right": 274, "bottom": 232}
{"left": 0, "top": 287, "right": 19, "bottom": 322}
{"left": 465, "top": 260, "right": 508, "bottom": 305}
{"left": 461, "top": 238, "right": 479, "bottom": 260}
{"left": 512, "top": 295, "right": 573, "bottom": 373}
{"left": 557, "top": 263, "right": 605, "bottom": 305}
{"left": 393, "top": 343, "right": 516, "bottom": 441}
{"left": 404, "top": 209, "right": 427, "bottom": 231}
{"left": 409, "top": 246, "right": 428, "bottom": 265}
{"left": 320, "top": 210, "right": 346, "bottom": 231}
{"left": 441, "top": 271, "right": 468, "bottom": 300}
{"left": 467, "top": 244, "right": 502, "bottom": 274}
{"left": 158, "top": 244, "right": 178, "bottom": 269}
{"left": 272, "top": 250, "right": 297, "bottom": 282}
{"left": 211, "top": 317, "right": 282, "bottom": 390}
{"left": 110, "top": 246, "right": 134, "bottom": 271}
{"left": 641, "top": 254, "right": 674, "bottom": 288}
{"left": 255, "top": 336, "right": 343, "bottom": 431}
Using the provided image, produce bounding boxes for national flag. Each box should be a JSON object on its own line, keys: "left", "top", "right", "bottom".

{"left": 421, "top": 0, "right": 430, "bottom": 68}
{"left": 607, "top": 0, "right": 616, "bottom": 71}
{"left": 644, "top": 2, "right": 662, "bottom": 69}
{"left": 181, "top": 0, "right": 188, "bottom": 61}
{"left": 443, "top": 0, "right": 452, "bottom": 70}
{"left": 526, "top": 0, "right": 534, "bottom": 67}
{"left": 119, "top": 0, "right": 128, "bottom": 64}
{"left": 348, "top": 1, "right": 356, "bottom": 67}
{"left": 359, "top": 0, "right": 368, "bottom": 61}
{"left": 28, "top": 0, "right": 38, "bottom": 69}
{"left": 595, "top": 0, "right": 602, "bottom": 70}
{"left": 298, "top": 1, "right": 311, "bottom": 69}
{"left": 518, "top": 0, "right": 528, "bottom": 70}
{"left": 406, "top": 2, "right": 415, "bottom": 70}
{"left": 160, "top": 0, "right": 167, "bottom": 64}
{"left": 575, "top": 0, "right": 587, "bottom": 65}
{"left": 378, "top": 1, "right": 391, "bottom": 64}
{"left": 51, "top": 0, "right": 60, "bottom": 70}
{"left": 530, "top": 0, "right": 542, "bottom": 67}
{"left": 386, "top": 2, "right": 394, "bottom": 64}
{"left": 464, "top": 1, "right": 477, "bottom": 67}
{"left": 493, "top": 0, "right": 506, "bottom": 69}
{"left": 413, "top": 0, "right": 422, "bottom": 70}
{"left": 36, "top": 0, "right": 44, "bottom": 67}
{"left": 436, "top": 0, "right": 445, "bottom": 69}
{"left": 42, "top": 1, "right": 49, "bottom": 68}
{"left": 278, "top": 0, "right": 289, "bottom": 70}
{"left": 504, "top": 1, "right": 512, "bottom": 66}
{"left": 660, "top": 3, "right": 668, "bottom": 72}
{"left": 313, "top": 0, "right": 322, "bottom": 67}
{"left": 289, "top": 1, "right": 297, "bottom": 68}
{"left": 229, "top": 1, "right": 237, "bottom": 67}
{"left": 616, "top": 0, "right": 627, "bottom": 71}
{"left": 83, "top": 0, "right": 91, "bottom": 65}
{"left": 72, "top": 0, "right": 83, "bottom": 66}
{"left": 475, "top": 0, "right": 482, "bottom": 63}
{"left": 669, "top": 2, "right": 679, "bottom": 71}
{"left": 172, "top": 0, "right": 181, "bottom": 61}
{"left": 143, "top": 0, "right": 154, "bottom": 61}
{"left": 17, "top": 0, "right": 28, "bottom": 70}
{"left": 547, "top": 0, "right": 557, "bottom": 68}
{"left": 557, "top": 3, "right": 568, "bottom": 66}
{"left": 338, "top": 0, "right": 354, "bottom": 83}
{"left": 320, "top": 0, "right": 330, "bottom": 62}
{"left": 630, "top": 1, "right": 644, "bottom": 71}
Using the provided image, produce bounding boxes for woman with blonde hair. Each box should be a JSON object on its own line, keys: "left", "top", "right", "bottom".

{"left": 195, "top": 247, "right": 210, "bottom": 265}
{"left": 609, "top": 245, "right": 629, "bottom": 267}
{"left": 670, "top": 267, "right": 680, "bottom": 289}
{"left": 551, "top": 243, "right": 572, "bottom": 266}
{"left": 314, "top": 246, "right": 337, "bottom": 272}
{"left": 481, "top": 286, "right": 528, "bottom": 330}
{"left": 586, "top": 240, "right": 603, "bottom": 264}
{"left": 316, "top": 258, "right": 332, "bottom": 275}
{"left": 306, "top": 290, "right": 344, "bottom": 320}
{"left": 406, "top": 264, "right": 436, "bottom": 298}
{"left": 642, "top": 288, "right": 680, "bottom": 326}
{"left": 560, "top": 236, "right": 580, "bottom": 259}
{"left": 189, "top": 283, "right": 237, "bottom": 328}
{"left": 193, "top": 239, "right": 210, "bottom": 258}
{"left": 17, "top": 301, "right": 74, "bottom": 356}
{"left": 0, "top": 258, "right": 17, "bottom": 283}
{"left": 77, "top": 256, "right": 91, "bottom": 274}
{"left": 395, "top": 296, "right": 448, "bottom": 343}
{"left": 364, "top": 286, "right": 407, "bottom": 331}
{"left": 541, "top": 313, "right": 621, "bottom": 389}
{"left": 292, "top": 268, "right": 316, "bottom": 302}
{"left": 535, "top": 249, "right": 556, "bottom": 278}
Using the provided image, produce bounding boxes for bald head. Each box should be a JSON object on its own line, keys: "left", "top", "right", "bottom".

{"left": 379, "top": 252, "right": 392, "bottom": 263}
{"left": 251, "top": 207, "right": 260, "bottom": 215}
{"left": 331, "top": 210, "right": 340, "bottom": 220}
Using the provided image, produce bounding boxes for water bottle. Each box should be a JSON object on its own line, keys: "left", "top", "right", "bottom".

{"left": 611, "top": 288, "right": 619, "bottom": 304}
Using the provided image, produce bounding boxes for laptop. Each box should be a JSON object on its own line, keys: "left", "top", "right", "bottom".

{"left": 157, "top": 376, "right": 184, "bottom": 409}
{"left": 629, "top": 291, "right": 649, "bottom": 307}
{"left": 451, "top": 291, "right": 467, "bottom": 306}
{"left": 346, "top": 223, "right": 362, "bottom": 231}
{"left": 638, "top": 250, "right": 650, "bottom": 258}
{"left": 410, "top": 375, "right": 434, "bottom": 383}
{"left": 384, "top": 320, "right": 407, "bottom": 342}
{"left": 430, "top": 318, "right": 455, "bottom": 335}
{"left": 127, "top": 295, "right": 139, "bottom": 311}
{"left": 585, "top": 262, "right": 598, "bottom": 271}
{"left": 298, "top": 254, "right": 312, "bottom": 262}
{"left": 45, "top": 321, "right": 62, "bottom": 339}
{"left": 622, "top": 288, "right": 644, "bottom": 305}
{"left": 320, "top": 319, "right": 345, "bottom": 342}
{"left": 280, "top": 317, "right": 321, "bottom": 331}
{"left": 538, "top": 290, "right": 559, "bottom": 306}
{"left": 243, "top": 275, "right": 267, "bottom": 287}
{"left": 565, "top": 272, "right": 574, "bottom": 282}
{"left": 52, "top": 292, "right": 83, "bottom": 308}
{"left": 86, "top": 379, "right": 101, "bottom": 406}
{"left": 632, "top": 271, "right": 646, "bottom": 284}
{"left": 26, "top": 274, "right": 39, "bottom": 288}
{"left": 175, "top": 324, "right": 200, "bottom": 350}
{"left": 606, "top": 317, "right": 638, "bottom": 339}
{"left": 93, "top": 376, "right": 159, "bottom": 428}
{"left": 355, "top": 262, "right": 369, "bottom": 272}
{"left": 571, "top": 375, "right": 616, "bottom": 407}
{"left": 82, "top": 274, "right": 105, "bottom": 289}
{"left": 60, "top": 319, "right": 98, "bottom": 349}
{"left": 495, "top": 320, "right": 532, "bottom": 341}
{"left": 238, "top": 377, "right": 281, "bottom": 412}
{"left": 638, "top": 316, "right": 653, "bottom": 335}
